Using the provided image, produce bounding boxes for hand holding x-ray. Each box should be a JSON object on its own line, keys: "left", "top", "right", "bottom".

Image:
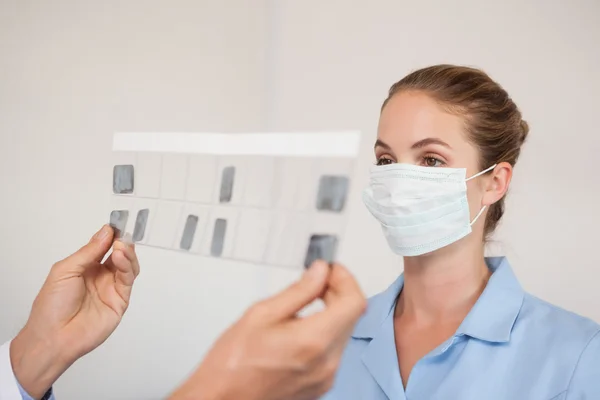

{"left": 169, "top": 261, "right": 366, "bottom": 400}
{"left": 9, "top": 225, "right": 140, "bottom": 399}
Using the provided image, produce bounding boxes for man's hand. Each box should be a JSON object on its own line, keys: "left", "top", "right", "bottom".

{"left": 10, "top": 225, "right": 140, "bottom": 398}
{"left": 169, "top": 260, "right": 366, "bottom": 400}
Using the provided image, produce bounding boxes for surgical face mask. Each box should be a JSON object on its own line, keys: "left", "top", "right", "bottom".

{"left": 362, "top": 163, "right": 496, "bottom": 257}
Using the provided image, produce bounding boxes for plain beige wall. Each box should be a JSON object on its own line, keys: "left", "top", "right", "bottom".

{"left": 1, "top": 0, "right": 599, "bottom": 399}
{"left": 0, "top": 1, "right": 271, "bottom": 399}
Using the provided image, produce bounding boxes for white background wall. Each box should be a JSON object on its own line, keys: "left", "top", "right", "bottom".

{"left": 0, "top": 0, "right": 598, "bottom": 399}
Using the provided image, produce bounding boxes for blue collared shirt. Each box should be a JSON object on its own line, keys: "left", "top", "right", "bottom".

{"left": 323, "top": 257, "right": 600, "bottom": 400}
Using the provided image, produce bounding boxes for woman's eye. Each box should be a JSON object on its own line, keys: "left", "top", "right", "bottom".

{"left": 423, "top": 157, "right": 444, "bottom": 167}
{"left": 376, "top": 158, "right": 394, "bottom": 166}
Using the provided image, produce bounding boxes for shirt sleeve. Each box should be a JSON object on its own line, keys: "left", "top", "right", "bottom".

{"left": 1, "top": 340, "right": 23, "bottom": 399}
{"left": 16, "top": 380, "right": 54, "bottom": 400}
{"left": 0, "top": 340, "right": 55, "bottom": 400}
{"left": 566, "top": 329, "right": 600, "bottom": 399}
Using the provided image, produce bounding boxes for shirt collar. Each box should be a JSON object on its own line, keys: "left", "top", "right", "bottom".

{"left": 351, "top": 256, "right": 525, "bottom": 343}
{"left": 351, "top": 273, "right": 404, "bottom": 339}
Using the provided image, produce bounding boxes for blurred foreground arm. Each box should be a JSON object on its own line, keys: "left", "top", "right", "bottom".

{"left": 1, "top": 225, "right": 140, "bottom": 399}
{"left": 169, "top": 261, "right": 366, "bottom": 400}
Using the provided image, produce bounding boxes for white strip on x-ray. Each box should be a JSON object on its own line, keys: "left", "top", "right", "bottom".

{"left": 109, "top": 131, "right": 361, "bottom": 270}
{"left": 113, "top": 131, "right": 361, "bottom": 158}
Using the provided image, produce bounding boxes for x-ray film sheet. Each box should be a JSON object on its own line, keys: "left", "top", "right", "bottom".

{"left": 109, "top": 131, "right": 360, "bottom": 269}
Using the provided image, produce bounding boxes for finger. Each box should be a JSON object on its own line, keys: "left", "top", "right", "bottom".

{"left": 105, "top": 239, "right": 140, "bottom": 278}
{"left": 103, "top": 243, "right": 138, "bottom": 305}
{"left": 253, "top": 260, "right": 331, "bottom": 323}
{"left": 112, "top": 249, "right": 136, "bottom": 288}
{"left": 106, "top": 241, "right": 138, "bottom": 285}
{"left": 300, "top": 264, "right": 366, "bottom": 340}
{"left": 102, "top": 233, "right": 130, "bottom": 272}
{"left": 125, "top": 243, "right": 140, "bottom": 278}
{"left": 58, "top": 225, "right": 114, "bottom": 273}
{"left": 321, "top": 264, "right": 363, "bottom": 306}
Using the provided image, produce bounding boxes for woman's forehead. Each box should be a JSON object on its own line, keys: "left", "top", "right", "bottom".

{"left": 377, "top": 91, "right": 468, "bottom": 151}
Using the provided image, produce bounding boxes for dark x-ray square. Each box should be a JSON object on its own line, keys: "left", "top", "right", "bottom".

{"left": 211, "top": 218, "right": 227, "bottom": 257}
{"left": 113, "top": 165, "right": 134, "bottom": 194}
{"left": 132, "top": 209, "right": 149, "bottom": 242}
{"left": 109, "top": 210, "right": 129, "bottom": 239}
{"left": 304, "top": 234, "right": 338, "bottom": 268}
{"left": 219, "top": 166, "right": 235, "bottom": 203}
{"left": 180, "top": 215, "right": 199, "bottom": 251}
{"left": 316, "top": 175, "right": 349, "bottom": 212}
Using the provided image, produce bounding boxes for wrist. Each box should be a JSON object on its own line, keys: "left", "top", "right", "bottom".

{"left": 10, "top": 324, "right": 71, "bottom": 399}
{"left": 168, "top": 369, "right": 234, "bottom": 400}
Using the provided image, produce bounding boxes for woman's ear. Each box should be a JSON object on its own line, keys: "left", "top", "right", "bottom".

{"left": 482, "top": 162, "right": 512, "bottom": 206}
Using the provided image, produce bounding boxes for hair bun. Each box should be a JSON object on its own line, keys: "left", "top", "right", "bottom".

{"left": 519, "top": 120, "right": 530, "bottom": 145}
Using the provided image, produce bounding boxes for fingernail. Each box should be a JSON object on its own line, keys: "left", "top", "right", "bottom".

{"left": 305, "top": 260, "right": 328, "bottom": 281}
{"left": 94, "top": 225, "right": 110, "bottom": 241}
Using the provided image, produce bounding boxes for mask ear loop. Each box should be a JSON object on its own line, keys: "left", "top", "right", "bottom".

{"left": 470, "top": 206, "right": 487, "bottom": 226}
{"left": 466, "top": 164, "right": 497, "bottom": 226}
{"left": 465, "top": 164, "right": 497, "bottom": 182}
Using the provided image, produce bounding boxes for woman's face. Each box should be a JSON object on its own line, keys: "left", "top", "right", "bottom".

{"left": 375, "top": 91, "right": 508, "bottom": 240}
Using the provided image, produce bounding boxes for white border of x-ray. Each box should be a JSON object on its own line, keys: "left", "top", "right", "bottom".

{"left": 113, "top": 131, "right": 361, "bottom": 158}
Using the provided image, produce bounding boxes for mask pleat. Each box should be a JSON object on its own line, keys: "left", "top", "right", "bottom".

{"left": 363, "top": 163, "right": 488, "bottom": 256}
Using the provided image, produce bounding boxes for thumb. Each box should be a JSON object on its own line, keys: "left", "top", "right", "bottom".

{"left": 257, "top": 260, "right": 330, "bottom": 322}
{"left": 58, "top": 225, "right": 115, "bottom": 273}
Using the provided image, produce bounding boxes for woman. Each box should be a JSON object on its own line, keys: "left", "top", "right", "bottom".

{"left": 324, "top": 65, "right": 600, "bottom": 399}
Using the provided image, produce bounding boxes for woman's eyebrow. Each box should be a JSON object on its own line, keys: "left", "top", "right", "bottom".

{"left": 374, "top": 139, "right": 392, "bottom": 150}
{"left": 411, "top": 137, "right": 452, "bottom": 149}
